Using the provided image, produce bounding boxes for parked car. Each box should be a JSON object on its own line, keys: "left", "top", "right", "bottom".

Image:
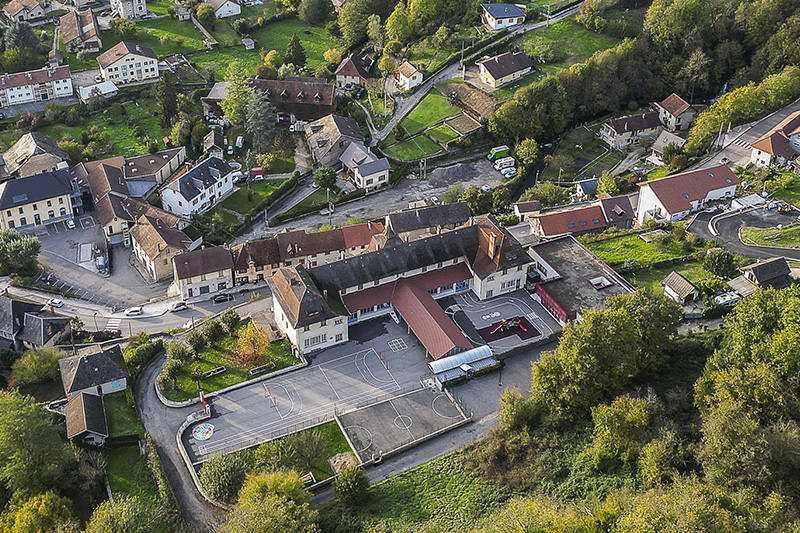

{"left": 227, "top": 145, "right": 234, "bottom": 155}
{"left": 494, "top": 156, "right": 516, "bottom": 171}
{"left": 46, "top": 298, "right": 63, "bottom": 308}
{"left": 65, "top": 219, "right": 76, "bottom": 229}
{"left": 124, "top": 306, "right": 143, "bottom": 316}
{"left": 213, "top": 294, "right": 233, "bottom": 304}
{"left": 481, "top": 184, "right": 493, "bottom": 192}
{"left": 714, "top": 292, "right": 741, "bottom": 306}
{"left": 169, "top": 301, "right": 188, "bottom": 312}
{"left": 720, "top": 157, "right": 730, "bottom": 165}
{"left": 501, "top": 167, "right": 518, "bottom": 179}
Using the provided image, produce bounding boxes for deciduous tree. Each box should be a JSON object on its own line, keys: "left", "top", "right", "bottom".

{"left": 203, "top": 319, "right": 225, "bottom": 347}
{"left": 109, "top": 18, "right": 137, "bottom": 39}
{"left": 236, "top": 321, "right": 271, "bottom": 366}
{"left": 515, "top": 139, "right": 539, "bottom": 168}
{"left": 11, "top": 347, "right": 62, "bottom": 386}
{"left": 196, "top": 4, "right": 216, "bottom": 29}
{"left": 313, "top": 166, "right": 337, "bottom": 192}
{"left": 0, "top": 492, "right": 77, "bottom": 533}
{"left": 298, "top": 0, "right": 327, "bottom": 24}
{"left": 385, "top": 1, "right": 411, "bottom": 43}
{"left": 222, "top": 308, "right": 241, "bottom": 336}
{"left": 333, "top": 466, "right": 369, "bottom": 505}
{"left": 85, "top": 496, "right": 167, "bottom": 533}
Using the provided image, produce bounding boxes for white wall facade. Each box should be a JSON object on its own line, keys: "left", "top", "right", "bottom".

{"left": 111, "top": 0, "right": 147, "bottom": 18}
{"left": 0, "top": 76, "right": 73, "bottom": 107}
{"left": 472, "top": 265, "right": 526, "bottom": 300}
{"left": 354, "top": 168, "right": 389, "bottom": 191}
{"left": 398, "top": 71, "right": 422, "bottom": 91}
{"left": 214, "top": 0, "right": 241, "bottom": 18}
{"left": 272, "top": 294, "right": 349, "bottom": 355}
{"left": 161, "top": 171, "right": 234, "bottom": 217}
{"left": 101, "top": 53, "right": 159, "bottom": 83}
{"left": 174, "top": 268, "right": 232, "bottom": 299}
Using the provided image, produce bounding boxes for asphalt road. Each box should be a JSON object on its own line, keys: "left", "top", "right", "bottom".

{"left": 687, "top": 207, "right": 800, "bottom": 260}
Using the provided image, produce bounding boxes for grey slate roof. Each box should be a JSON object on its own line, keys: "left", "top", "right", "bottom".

{"left": 59, "top": 345, "right": 128, "bottom": 394}
{"left": 268, "top": 266, "right": 341, "bottom": 328}
{"left": 576, "top": 178, "right": 598, "bottom": 196}
{"left": 16, "top": 312, "right": 68, "bottom": 347}
{"left": 386, "top": 202, "right": 472, "bottom": 236}
{"left": 166, "top": 156, "right": 232, "bottom": 201}
{"left": 481, "top": 3, "right": 525, "bottom": 18}
{"left": 65, "top": 392, "right": 108, "bottom": 439}
{"left": 599, "top": 195, "right": 635, "bottom": 225}
{"left": 2, "top": 132, "right": 68, "bottom": 176}
{"left": 742, "top": 257, "right": 792, "bottom": 288}
{"left": 479, "top": 52, "right": 533, "bottom": 81}
{"left": 359, "top": 158, "right": 390, "bottom": 177}
{"left": 0, "top": 169, "right": 74, "bottom": 210}
{"left": 0, "top": 296, "right": 42, "bottom": 343}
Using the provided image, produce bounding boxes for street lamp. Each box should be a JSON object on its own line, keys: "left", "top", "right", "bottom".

{"left": 92, "top": 312, "right": 98, "bottom": 331}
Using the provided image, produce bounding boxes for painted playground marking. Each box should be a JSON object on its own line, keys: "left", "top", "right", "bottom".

{"left": 192, "top": 423, "right": 214, "bottom": 441}
{"left": 394, "top": 414, "right": 413, "bottom": 430}
{"left": 388, "top": 338, "right": 407, "bottom": 352}
{"left": 344, "top": 425, "right": 374, "bottom": 453}
{"left": 432, "top": 394, "right": 462, "bottom": 419}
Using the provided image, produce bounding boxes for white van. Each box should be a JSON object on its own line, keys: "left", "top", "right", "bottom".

{"left": 494, "top": 156, "right": 516, "bottom": 171}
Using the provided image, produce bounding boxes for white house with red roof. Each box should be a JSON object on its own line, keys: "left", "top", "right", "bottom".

{"left": 636, "top": 164, "right": 739, "bottom": 224}
{"left": 749, "top": 111, "right": 800, "bottom": 168}
{"left": 651, "top": 93, "right": 707, "bottom": 132}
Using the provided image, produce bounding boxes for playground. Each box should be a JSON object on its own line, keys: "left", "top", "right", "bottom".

{"left": 339, "top": 387, "right": 469, "bottom": 463}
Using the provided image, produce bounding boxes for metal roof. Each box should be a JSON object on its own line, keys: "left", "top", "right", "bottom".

{"left": 429, "top": 345, "right": 493, "bottom": 375}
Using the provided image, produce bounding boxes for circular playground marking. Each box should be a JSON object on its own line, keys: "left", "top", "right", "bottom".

{"left": 432, "top": 394, "right": 461, "bottom": 419}
{"left": 394, "top": 414, "right": 413, "bottom": 430}
{"left": 192, "top": 423, "right": 214, "bottom": 441}
{"left": 344, "top": 425, "right": 373, "bottom": 453}
{"left": 482, "top": 311, "right": 501, "bottom": 320}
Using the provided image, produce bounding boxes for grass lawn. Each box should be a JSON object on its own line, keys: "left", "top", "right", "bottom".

{"left": 624, "top": 261, "right": 710, "bottom": 296}
{"left": 773, "top": 180, "right": 800, "bottom": 204}
{"left": 526, "top": 0, "right": 573, "bottom": 9}
{"left": 196, "top": 18, "right": 341, "bottom": 77}
{"left": 542, "top": 124, "right": 609, "bottom": 181}
{"left": 102, "top": 20, "right": 206, "bottom": 58}
{"left": 209, "top": 207, "right": 241, "bottom": 229}
{"left": 584, "top": 233, "right": 704, "bottom": 266}
{"left": 0, "top": 99, "right": 166, "bottom": 157}
{"left": 304, "top": 421, "right": 353, "bottom": 480}
{"left": 384, "top": 135, "right": 442, "bottom": 161}
{"left": 104, "top": 445, "right": 159, "bottom": 502}
{"left": 492, "top": 71, "right": 545, "bottom": 100}
{"left": 220, "top": 178, "right": 289, "bottom": 215}
{"left": 209, "top": 0, "right": 283, "bottom": 46}
{"left": 427, "top": 123, "right": 460, "bottom": 144}
{"left": 514, "top": 19, "right": 620, "bottom": 77}
{"left": 263, "top": 153, "right": 295, "bottom": 174}
{"left": 741, "top": 224, "right": 800, "bottom": 248}
{"left": 645, "top": 166, "right": 672, "bottom": 181}
{"left": 400, "top": 93, "right": 462, "bottom": 135}
{"left": 290, "top": 188, "right": 328, "bottom": 212}
{"left": 163, "top": 320, "right": 297, "bottom": 402}
{"left": 104, "top": 391, "right": 145, "bottom": 437}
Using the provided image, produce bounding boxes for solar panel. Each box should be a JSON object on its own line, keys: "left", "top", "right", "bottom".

{"left": 12, "top": 194, "right": 27, "bottom": 203}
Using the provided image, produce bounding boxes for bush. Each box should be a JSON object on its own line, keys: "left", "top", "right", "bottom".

{"left": 199, "top": 453, "right": 251, "bottom": 503}
{"left": 11, "top": 347, "right": 62, "bottom": 386}
{"left": 497, "top": 213, "right": 519, "bottom": 226}
{"left": 333, "top": 466, "right": 369, "bottom": 505}
{"left": 123, "top": 336, "right": 164, "bottom": 372}
{"left": 0, "top": 347, "right": 21, "bottom": 372}
{"left": 203, "top": 320, "right": 225, "bottom": 346}
{"left": 188, "top": 329, "right": 207, "bottom": 356}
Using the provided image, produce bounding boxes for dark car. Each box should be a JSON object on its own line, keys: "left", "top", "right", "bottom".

{"left": 213, "top": 293, "right": 234, "bottom": 304}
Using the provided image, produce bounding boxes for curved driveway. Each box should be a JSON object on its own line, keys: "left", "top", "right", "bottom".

{"left": 687, "top": 208, "right": 800, "bottom": 261}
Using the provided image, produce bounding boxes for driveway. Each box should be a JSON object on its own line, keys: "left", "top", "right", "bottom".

{"left": 71, "top": 68, "right": 103, "bottom": 88}
{"left": 687, "top": 207, "right": 800, "bottom": 261}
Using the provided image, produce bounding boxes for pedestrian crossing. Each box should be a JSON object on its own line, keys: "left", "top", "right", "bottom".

{"left": 727, "top": 138, "right": 751, "bottom": 149}
{"left": 106, "top": 318, "right": 122, "bottom": 330}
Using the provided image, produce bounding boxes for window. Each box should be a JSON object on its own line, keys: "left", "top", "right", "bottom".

{"left": 304, "top": 334, "right": 325, "bottom": 348}
{"left": 18, "top": 208, "right": 23, "bottom": 214}
{"left": 8, "top": 221, "right": 14, "bottom": 229}
{"left": 218, "top": 282, "right": 226, "bottom": 290}
{"left": 592, "top": 218, "right": 600, "bottom": 224}
{"left": 5, "top": 211, "right": 9, "bottom": 217}
{"left": 47, "top": 200, "right": 51, "bottom": 207}
{"left": 335, "top": 318, "right": 343, "bottom": 325}
{"left": 321, "top": 320, "right": 327, "bottom": 326}
{"left": 218, "top": 271, "right": 224, "bottom": 277}
{"left": 567, "top": 222, "right": 575, "bottom": 229}
{"left": 200, "top": 274, "right": 206, "bottom": 281}
{"left": 48, "top": 210, "right": 54, "bottom": 218}
{"left": 456, "top": 280, "right": 469, "bottom": 290}
{"left": 303, "top": 325, "right": 310, "bottom": 332}
{"left": 335, "top": 333, "right": 343, "bottom": 342}
{"left": 59, "top": 207, "right": 66, "bottom": 216}
{"left": 421, "top": 266, "right": 427, "bottom": 272}
{"left": 579, "top": 220, "right": 587, "bottom": 226}
{"left": 19, "top": 217, "right": 25, "bottom": 226}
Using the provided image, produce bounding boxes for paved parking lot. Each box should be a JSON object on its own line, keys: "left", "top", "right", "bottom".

{"left": 183, "top": 318, "right": 433, "bottom": 464}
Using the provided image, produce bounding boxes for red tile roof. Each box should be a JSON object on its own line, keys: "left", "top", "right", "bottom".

{"left": 0, "top": 66, "right": 71, "bottom": 90}
{"left": 535, "top": 205, "right": 606, "bottom": 237}
{"left": 97, "top": 42, "right": 157, "bottom": 69}
{"left": 750, "top": 111, "right": 800, "bottom": 157}
{"left": 637, "top": 164, "right": 740, "bottom": 214}
{"left": 392, "top": 279, "right": 472, "bottom": 360}
{"left": 340, "top": 222, "right": 384, "bottom": 249}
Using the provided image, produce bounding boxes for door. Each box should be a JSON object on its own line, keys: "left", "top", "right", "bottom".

{"left": 34, "top": 214, "right": 41, "bottom": 225}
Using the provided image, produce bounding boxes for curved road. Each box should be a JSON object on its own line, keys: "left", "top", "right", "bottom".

{"left": 687, "top": 208, "right": 800, "bottom": 261}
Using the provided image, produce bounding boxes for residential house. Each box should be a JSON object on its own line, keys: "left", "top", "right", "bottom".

{"left": 207, "top": 0, "right": 240, "bottom": 18}
{"left": 306, "top": 114, "right": 363, "bottom": 167}
{"left": 513, "top": 200, "right": 541, "bottom": 222}
{"left": 339, "top": 142, "right": 390, "bottom": 192}
{"left": 130, "top": 215, "right": 193, "bottom": 281}
{"left": 0, "top": 132, "right": 69, "bottom": 178}
{"left": 110, "top": 0, "right": 147, "bottom": 19}
{"left": 59, "top": 345, "right": 128, "bottom": 400}
{"left": 293, "top": 215, "right": 531, "bottom": 358}
{"left": 161, "top": 156, "right": 234, "bottom": 216}
{"left": 202, "top": 130, "right": 225, "bottom": 159}
{"left": 171, "top": 246, "right": 233, "bottom": 299}
{"left": 598, "top": 195, "right": 635, "bottom": 229}
{"left": 636, "top": 164, "right": 739, "bottom": 223}
{"left": 647, "top": 130, "right": 686, "bottom": 166}
{"left": 3, "top": 0, "right": 44, "bottom": 22}
{"left": 335, "top": 54, "right": 371, "bottom": 88}
{"left": 0, "top": 170, "right": 79, "bottom": 230}
{"left": 480, "top": 3, "right": 525, "bottom": 31}
{"left": 0, "top": 66, "right": 73, "bottom": 111}
{"left": 728, "top": 257, "right": 793, "bottom": 297}
{"left": 174, "top": 3, "right": 190, "bottom": 19}
{"left": 662, "top": 271, "right": 699, "bottom": 304}
{"left": 78, "top": 81, "right": 119, "bottom": 103}
{"left": 478, "top": 51, "right": 533, "bottom": 88}
{"left": 383, "top": 202, "right": 473, "bottom": 243}
{"left": 202, "top": 79, "right": 336, "bottom": 123}
{"left": 330, "top": 0, "right": 348, "bottom": 12}
{"left": 749, "top": 111, "right": 800, "bottom": 168}
{"left": 268, "top": 266, "right": 348, "bottom": 355}
{"left": 530, "top": 204, "right": 607, "bottom": 240}
{"left": 396, "top": 61, "right": 422, "bottom": 91}
{"left": 651, "top": 93, "right": 706, "bottom": 131}
{"left": 231, "top": 222, "right": 384, "bottom": 284}
{"left": 98, "top": 42, "right": 159, "bottom": 84}
{"left": 575, "top": 178, "right": 598, "bottom": 199}
{"left": 600, "top": 112, "right": 662, "bottom": 151}
{"left": 528, "top": 235, "right": 634, "bottom": 323}
{"left": 60, "top": 9, "right": 102, "bottom": 52}
{"left": 65, "top": 392, "right": 108, "bottom": 445}
{"left": 0, "top": 295, "right": 69, "bottom": 351}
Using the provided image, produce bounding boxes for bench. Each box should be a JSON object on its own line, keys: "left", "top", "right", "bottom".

{"left": 249, "top": 361, "right": 276, "bottom": 376}
{"left": 203, "top": 366, "right": 226, "bottom": 378}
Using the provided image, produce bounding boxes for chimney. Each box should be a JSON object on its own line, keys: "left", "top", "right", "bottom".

{"left": 323, "top": 289, "right": 328, "bottom": 301}
{"left": 488, "top": 232, "right": 497, "bottom": 259}
{"left": 368, "top": 221, "right": 371, "bottom": 229}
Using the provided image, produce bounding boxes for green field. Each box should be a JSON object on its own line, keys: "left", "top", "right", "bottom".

{"left": 208, "top": 0, "right": 283, "bottom": 46}
{"left": 105, "top": 446, "right": 159, "bottom": 502}
{"left": 194, "top": 18, "right": 341, "bottom": 76}
{"left": 104, "top": 391, "right": 145, "bottom": 437}
{"left": 427, "top": 123, "right": 460, "bottom": 143}
{"left": 290, "top": 188, "right": 328, "bottom": 212}
{"left": 384, "top": 135, "right": 442, "bottom": 161}
{"left": 741, "top": 224, "right": 800, "bottom": 248}
{"left": 399, "top": 93, "right": 462, "bottom": 135}
{"left": 624, "top": 261, "right": 710, "bottom": 295}
{"left": 220, "top": 178, "right": 289, "bottom": 215}
{"left": 163, "top": 320, "right": 297, "bottom": 402}
{"left": 584, "top": 232, "right": 703, "bottom": 266}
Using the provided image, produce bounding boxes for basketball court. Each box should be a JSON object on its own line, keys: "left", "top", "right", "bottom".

{"left": 339, "top": 387, "right": 468, "bottom": 463}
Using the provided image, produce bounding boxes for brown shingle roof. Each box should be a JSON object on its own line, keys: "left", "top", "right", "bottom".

{"left": 662, "top": 270, "right": 697, "bottom": 300}
{"left": 97, "top": 42, "right": 157, "bottom": 69}
{"left": 277, "top": 228, "right": 346, "bottom": 259}
{"left": 750, "top": 111, "right": 800, "bottom": 158}
{"left": 479, "top": 52, "right": 533, "bottom": 81}
{"left": 335, "top": 55, "right": 371, "bottom": 80}
{"left": 599, "top": 195, "right": 634, "bottom": 225}
{"left": 268, "top": 266, "right": 340, "bottom": 328}
{"left": 637, "top": 164, "right": 740, "bottom": 215}
{"left": 535, "top": 204, "right": 606, "bottom": 237}
{"left": 65, "top": 392, "right": 108, "bottom": 439}
{"left": 658, "top": 93, "right": 691, "bottom": 118}
{"left": 250, "top": 78, "right": 335, "bottom": 108}
{"left": 514, "top": 200, "right": 541, "bottom": 213}
{"left": 3, "top": 0, "right": 39, "bottom": 17}
{"left": 606, "top": 112, "right": 661, "bottom": 135}
{"left": 129, "top": 215, "right": 191, "bottom": 261}
{"left": 397, "top": 61, "right": 419, "bottom": 78}
{"left": 173, "top": 246, "right": 233, "bottom": 279}
{"left": 60, "top": 9, "right": 100, "bottom": 46}
{"left": 120, "top": 197, "right": 182, "bottom": 228}
{"left": 232, "top": 239, "right": 282, "bottom": 271}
